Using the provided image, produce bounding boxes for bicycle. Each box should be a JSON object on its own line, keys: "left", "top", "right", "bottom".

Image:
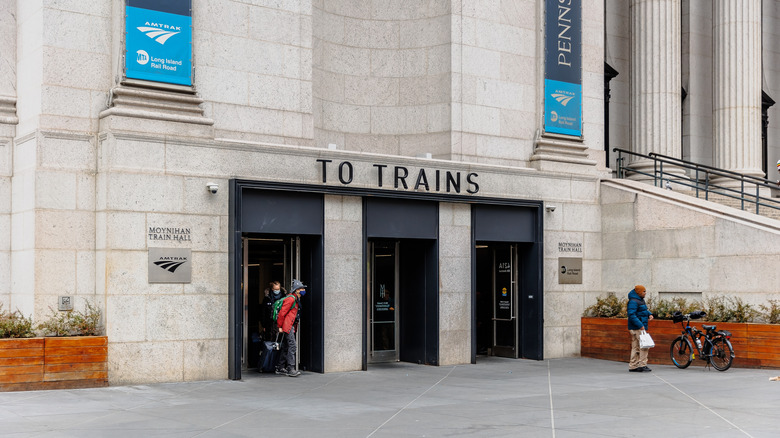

{"left": 670, "top": 311, "right": 735, "bottom": 371}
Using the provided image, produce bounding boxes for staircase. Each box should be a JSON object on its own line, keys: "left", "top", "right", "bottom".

{"left": 613, "top": 148, "right": 780, "bottom": 223}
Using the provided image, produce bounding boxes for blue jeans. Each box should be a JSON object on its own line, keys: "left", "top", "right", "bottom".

{"left": 278, "top": 330, "right": 296, "bottom": 371}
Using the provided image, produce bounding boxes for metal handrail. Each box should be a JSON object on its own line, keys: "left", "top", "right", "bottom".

{"left": 613, "top": 148, "right": 780, "bottom": 215}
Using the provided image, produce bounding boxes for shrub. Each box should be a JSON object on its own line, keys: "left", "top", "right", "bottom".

{"left": 649, "top": 297, "right": 701, "bottom": 320}
{"left": 0, "top": 303, "right": 35, "bottom": 338}
{"left": 36, "top": 299, "right": 103, "bottom": 337}
{"left": 758, "top": 300, "right": 780, "bottom": 324}
{"left": 583, "top": 294, "right": 627, "bottom": 318}
{"left": 703, "top": 296, "right": 757, "bottom": 323}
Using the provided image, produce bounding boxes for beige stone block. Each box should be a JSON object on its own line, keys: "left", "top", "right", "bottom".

{"left": 283, "top": 110, "right": 304, "bottom": 138}
{"left": 35, "top": 171, "right": 76, "bottom": 210}
{"left": 324, "top": 333, "right": 362, "bottom": 372}
{"left": 39, "top": 135, "right": 96, "bottom": 171}
{"left": 601, "top": 203, "right": 634, "bottom": 233}
{"left": 370, "top": 0, "right": 429, "bottom": 20}
{"left": 106, "top": 137, "right": 165, "bottom": 172}
{"left": 10, "top": 249, "right": 34, "bottom": 314}
{"left": 563, "top": 203, "right": 601, "bottom": 233}
{"left": 544, "top": 292, "right": 584, "bottom": 327}
{"left": 324, "top": 287, "right": 362, "bottom": 336}
{"left": 439, "top": 291, "right": 470, "bottom": 332}
{"left": 36, "top": 209, "right": 95, "bottom": 250}
{"left": 106, "top": 173, "right": 184, "bottom": 212}
{"left": 427, "top": 44, "right": 450, "bottom": 75}
{"left": 500, "top": 108, "right": 536, "bottom": 140}
{"left": 462, "top": 104, "right": 500, "bottom": 135}
{"left": 42, "top": 8, "right": 110, "bottom": 54}
{"left": 146, "top": 213, "right": 222, "bottom": 252}
{"left": 715, "top": 220, "right": 780, "bottom": 257}
{"left": 399, "top": 16, "right": 450, "bottom": 48}
{"left": 0, "top": 215, "right": 8, "bottom": 249}
{"left": 106, "top": 294, "right": 146, "bottom": 343}
{"left": 344, "top": 76, "right": 399, "bottom": 106}
{"left": 652, "top": 258, "right": 715, "bottom": 293}
{"left": 182, "top": 177, "right": 227, "bottom": 216}
{"left": 324, "top": 223, "right": 362, "bottom": 255}
{"left": 249, "top": 7, "right": 301, "bottom": 45}
{"left": 212, "top": 103, "right": 286, "bottom": 136}
{"left": 476, "top": 78, "right": 525, "bottom": 110}
{"left": 75, "top": 250, "right": 95, "bottom": 296}
{"left": 34, "top": 249, "right": 76, "bottom": 296}
{"left": 321, "top": 42, "right": 371, "bottom": 76}
{"left": 185, "top": 251, "right": 229, "bottom": 295}
{"left": 198, "top": 65, "right": 249, "bottom": 106}
{"left": 711, "top": 256, "right": 780, "bottom": 294}
{"left": 440, "top": 254, "right": 470, "bottom": 295}
{"left": 0, "top": 142, "right": 10, "bottom": 177}
{"left": 182, "top": 339, "right": 228, "bottom": 381}
{"left": 370, "top": 49, "right": 403, "bottom": 77}
{"left": 635, "top": 196, "right": 715, "bottom": 230}
{"left": 648, "top": 227, "right": 717, "bottom": 259}
{"left": 475, "top": 135, "right": 527, "bottom": 160}
{"left": 76, "top": 173, "right": 95, "bottom": 211}
{"left": 403, "top": 48, "right": 428, "bottom": 77}
{"left": 249, "top": 74, "right": 302, "bottom": 112}
{"left": 0, "top": 252, "right": 9, "bottom": 295}
{"left": 313, "top": 10, "right": 345, "bottom": 44}
{"left": 197, "top": 0, "right": 249, "bottom": 36}
{"left": 600, "top": 184, "right": 637, "bottom": 204}
{"left": 323, "top": 101, "right": 371, "bottom": 133}
{"left": 461, "top": 46, "right": 500, "bottom": 79}
{"left": 344, "top": 17, "right": 399, "bottom": 49}
{"left": 501, "top": 53, "right": 536, "bottom": 85}
{"left": 438, "top": 330, "right": 470, "bottom": 365}
{"left": 105, "top": 250, "right": 183, "bottom": 296}
{"left": 369, "top": 106, "right": 404, "bottom": 135}
{"left": 313, "top": 68, "right": 344, "bottom": 101}
{"left": 108, "top": 341, "right": 183, "bottom": 385}
{"left": 104, "top": 212, "right": 146, "bottom": 250}
{"left": 146, "top": 294, "right": 227, "bottom": 341}
{"left": 602, "top": 259, "right": 652, "bottom": 292}
{"left": 42, "top": 46, "right": 111, "bottom": 90}
{"left": 40, "top": 85, "right": 91, "bottom": 119}
{"left": 11, "top": 211, "right": 35, "bottom": 250}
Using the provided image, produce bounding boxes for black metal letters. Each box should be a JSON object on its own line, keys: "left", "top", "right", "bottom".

{"left": 317, "top": 160, "right": 480, "bottom": 194}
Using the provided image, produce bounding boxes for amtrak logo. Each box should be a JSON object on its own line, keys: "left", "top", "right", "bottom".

{"left": 153, "top": 257, "right": 187, "bottom": 273}
{"left": 137, "top": 25, "right": 181, "bottom": 45}
{"left": 551, "top": 93, "right": 575, "bottom": 107}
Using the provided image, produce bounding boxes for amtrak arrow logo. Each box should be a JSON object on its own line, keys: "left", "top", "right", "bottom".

{"left": 137, "top": 26, "right": 180, "bottom": 45}
{"left": 551, "top": 93, "right": 575, "bottom": 107}
{"left": 154, "top": 260, "right": 186, "bottom": 273}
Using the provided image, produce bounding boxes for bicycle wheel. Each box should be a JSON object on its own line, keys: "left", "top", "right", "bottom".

{"left": 710, "top": 337, "right": 734, "bottom": 371}
{"left": 670, "top": 336, "right": 693, "bottom": 369}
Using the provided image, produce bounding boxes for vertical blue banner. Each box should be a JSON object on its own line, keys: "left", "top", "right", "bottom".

{"left": 544, "top": 0, "right": 582, "bottom": 137}
{"left": 125, "top": 1, "right": 192, "bottom": 86}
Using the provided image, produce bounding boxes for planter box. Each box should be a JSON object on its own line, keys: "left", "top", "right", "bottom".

{"left": 581, "top": 317, "right": 780, "bottom": 369}
{"left": 0, "top": 336, "right": 108, "bottom": 392}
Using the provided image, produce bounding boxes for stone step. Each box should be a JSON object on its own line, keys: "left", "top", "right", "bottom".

{"left": 674, "top": 189, "right": 780, "bottom": 221}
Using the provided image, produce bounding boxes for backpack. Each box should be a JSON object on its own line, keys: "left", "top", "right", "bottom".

{"left": 272, "top": 295, "right": 298, "bottom": 322}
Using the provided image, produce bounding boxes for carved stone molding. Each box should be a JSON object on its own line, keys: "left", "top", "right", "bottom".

{"left": 99, "top": 80, "right": 214, "bottom": 126}
{"left": 0, "top": 95, "right": 18, "bottom": 125}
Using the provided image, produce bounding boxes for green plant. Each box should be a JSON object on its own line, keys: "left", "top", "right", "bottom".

{"left": 583, "top": 294, "right": 627, "bottom": 318}
{"left": 759, "top": 300, "right": 780, "bottom": 324}
{"left": 0, "top": 303, "right": 35, "bottom": 338}
{"left": 649, "top": 297, "right": 702, "bottom": 320}
{"left": 70, "top": 300, "right": 102, "bottom": 336}
{"left": 36, "top": 300, "right": 103, "bottom": 337}
{"left": 703, "top": 296, "right": 757, "bottom": 323}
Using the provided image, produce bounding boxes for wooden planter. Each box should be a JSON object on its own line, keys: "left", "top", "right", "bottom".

{"left": 0, "top": 336, "right": 108, "bottom": 392}
{"left": 581, "top": 317, "right": 780, "bottom": 369}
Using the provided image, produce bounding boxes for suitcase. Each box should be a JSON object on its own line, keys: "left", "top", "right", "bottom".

{"left": 258, "top": 334, "right": 281, "bottom": 373}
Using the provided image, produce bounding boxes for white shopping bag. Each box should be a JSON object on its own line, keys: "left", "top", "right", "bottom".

{"left": 639, "top": 330, "right": 655, "bottom": 349}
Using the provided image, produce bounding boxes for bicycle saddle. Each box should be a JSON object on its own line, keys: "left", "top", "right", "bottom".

{"left": 702, "top": 324, "right": 716, "bottom": 331}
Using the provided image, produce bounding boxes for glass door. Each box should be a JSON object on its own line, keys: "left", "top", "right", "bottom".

{"left": 368, "top": 240, "right": 399, "bottom": 363}
{"left": 493, "top": 244, "right": 519, "bottom": 358}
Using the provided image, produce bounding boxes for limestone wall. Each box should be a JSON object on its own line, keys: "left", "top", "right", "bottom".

{"left": 601, "top": 180, "right": 780, "bottom": 308}
{"left": 0, "top": 1, "right": 14, "bottom": 309}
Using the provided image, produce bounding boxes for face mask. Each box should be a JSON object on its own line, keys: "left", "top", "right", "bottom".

{"left": 299, "top": 290, "right": 306, "bottom": 297}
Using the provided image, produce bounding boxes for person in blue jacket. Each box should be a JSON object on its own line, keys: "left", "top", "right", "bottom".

{"left": 627, "top": 285, "right": 654, "bottom": 372}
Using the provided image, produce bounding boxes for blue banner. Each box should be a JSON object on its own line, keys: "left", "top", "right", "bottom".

{"left": 125, "top": 4, "right": 192, "bottom": 86}
{"left": 544, "top": 0, "right": 581, "bottom": 137}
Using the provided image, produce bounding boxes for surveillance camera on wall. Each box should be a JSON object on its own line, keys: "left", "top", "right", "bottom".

{"left": 545, "top": 205, "right": 556, "bottom": 212}
{"left": 206, "top": 183, "right": 219, "bottom": 194}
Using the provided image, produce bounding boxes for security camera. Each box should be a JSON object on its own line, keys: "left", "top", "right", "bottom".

{"left": 545, "top": 205, "right": 556, "bottom": 212}
{"left": 206, "top": 183, "right": 219, "bottom": 194}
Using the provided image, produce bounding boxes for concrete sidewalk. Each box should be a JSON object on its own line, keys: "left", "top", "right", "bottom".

{"left": 1, "top": 357, "right": 778, "bottom": 437}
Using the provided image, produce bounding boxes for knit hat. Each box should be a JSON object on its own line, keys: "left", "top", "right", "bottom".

{"left": 290, "top": 279, "right": 307, "bottom": 293}
{"left": 776, "top": 159, "right": 780, "bottom": 169}
{"left": 634, "top": 285, "right": 646, "bottom": 294}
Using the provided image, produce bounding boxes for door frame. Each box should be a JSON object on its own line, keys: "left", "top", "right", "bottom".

{"left": 367, "top": 240, "right": 400, "bottom": 363}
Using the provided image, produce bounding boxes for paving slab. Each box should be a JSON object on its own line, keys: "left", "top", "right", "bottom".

{"left": 1, "top": 357, "right": 778, "bottom": 437}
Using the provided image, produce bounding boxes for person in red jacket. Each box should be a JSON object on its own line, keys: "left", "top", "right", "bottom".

{"left": 276, "top": 279, "right": 306, "bottom": 377}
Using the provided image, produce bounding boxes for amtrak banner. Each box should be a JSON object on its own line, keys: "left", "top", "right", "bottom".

{"left": 125, "top": 0, "right": 192, "bottom": 86}
{"left": 544, "top": 0, "right": 582, "bottom": 137}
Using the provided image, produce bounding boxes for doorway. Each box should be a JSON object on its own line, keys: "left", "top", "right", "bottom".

{"left": 367, "top": 240, "right": 399, "bottom": 363}
{"left": 476, "top": 243, "right": 520, "bottom": 358}
{"left": 241, "top": 236, "right": 300, "bottom": 371}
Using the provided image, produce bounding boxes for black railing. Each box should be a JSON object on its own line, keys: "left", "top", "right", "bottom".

{"left": 613, "top": 148, "right": 780, "bottom": 215}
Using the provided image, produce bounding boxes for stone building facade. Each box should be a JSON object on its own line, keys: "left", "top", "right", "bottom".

{"left": 0, "top": 0, "right": 778, "bottom": 385}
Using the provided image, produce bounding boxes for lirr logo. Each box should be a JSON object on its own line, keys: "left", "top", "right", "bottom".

{"left": 136, "top": 49, "right": 149, "bottom": 65}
